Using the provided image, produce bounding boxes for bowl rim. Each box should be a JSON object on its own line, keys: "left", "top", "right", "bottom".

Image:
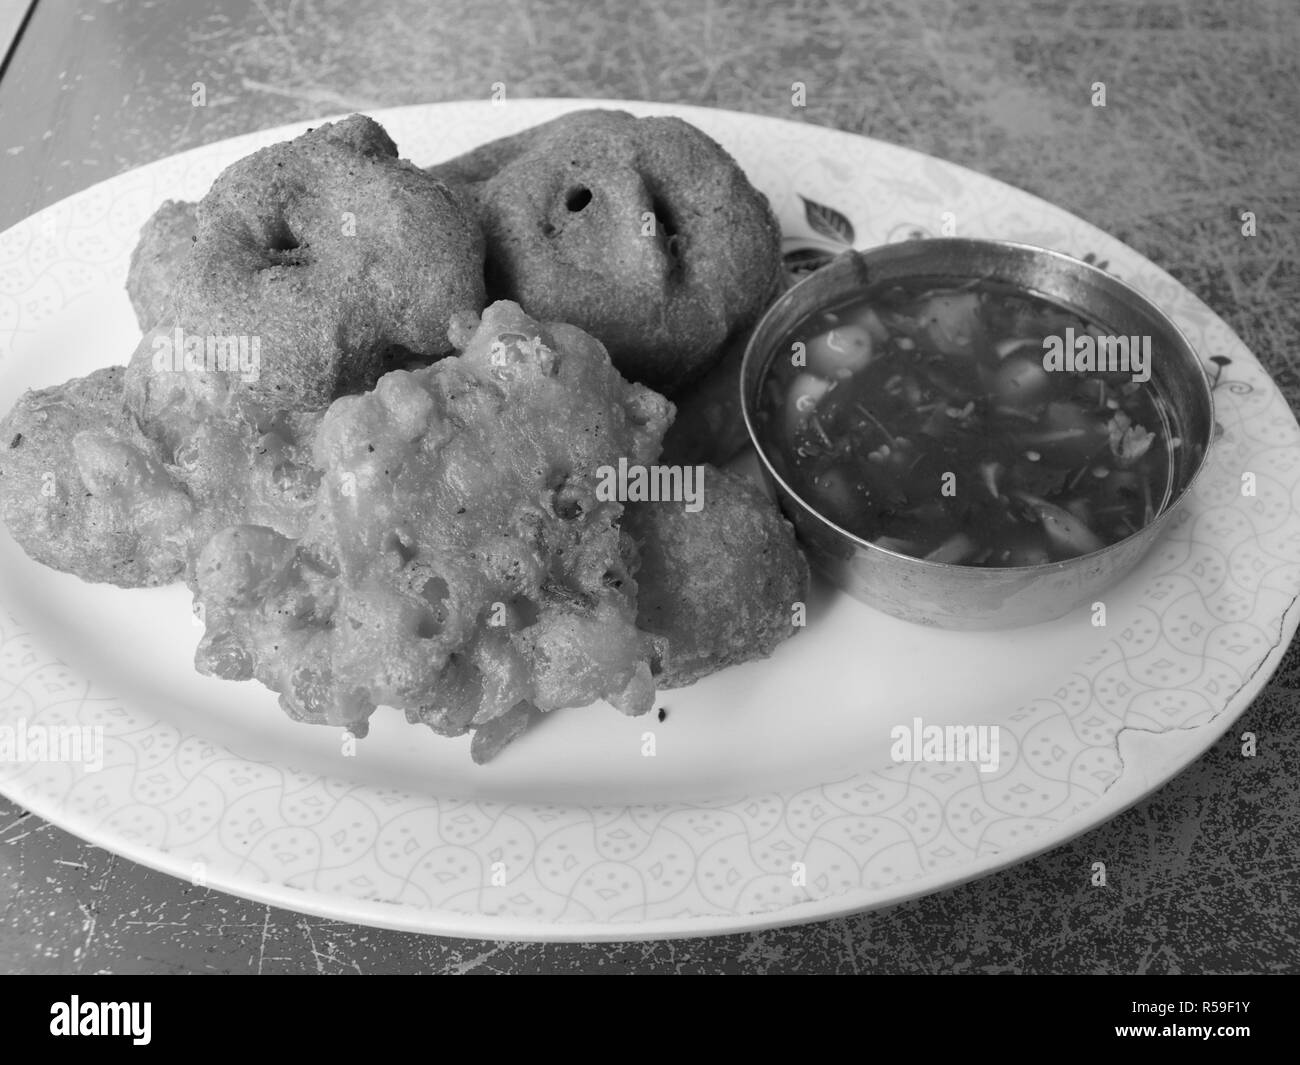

{"left": 739, "top": 237, "right": 1217, "bottom": 574}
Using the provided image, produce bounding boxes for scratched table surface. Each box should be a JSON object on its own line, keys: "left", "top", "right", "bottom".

{"left": 1, "top": 0, "right": 1297, "bottom": 974}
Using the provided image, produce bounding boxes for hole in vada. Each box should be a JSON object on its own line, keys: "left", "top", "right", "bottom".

{"left": 266, "top": 218, "right": 300, "bottom": 253}
{"left": 649, "top": 194, "right": 685, "bottom": 281}
{"left": 650, "top": 195, "right": 677, "bottom": 238}
{"left": 565, "top": 186, "right": 592, "bottom": 212}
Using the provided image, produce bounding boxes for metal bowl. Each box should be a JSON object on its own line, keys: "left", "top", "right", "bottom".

{"left": 740, "top": 238, "right": 1215, "bottom": 630}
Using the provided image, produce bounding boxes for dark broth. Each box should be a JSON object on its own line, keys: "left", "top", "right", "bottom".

{"left": 756, "top": 278, "right": 1179, "bottom": 567}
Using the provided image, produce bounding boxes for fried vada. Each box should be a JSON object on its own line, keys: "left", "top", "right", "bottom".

{"left": 3, "top": 116, "right": 481, "bottom": 588}
{"left": 126, "top": 114, "right": 486, "bottom": 430}
{"left": 429, "top": 109, "right": 783, "bottom": 395}
{"left": 625, "top": 466, "right": 808, "bottom": 688}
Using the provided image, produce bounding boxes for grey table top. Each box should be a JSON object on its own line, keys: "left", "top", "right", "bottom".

{"left": 1, "top": 0, "right": 1297, "bottom": 974}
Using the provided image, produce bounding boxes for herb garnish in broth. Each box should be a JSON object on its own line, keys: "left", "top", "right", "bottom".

{"left": 757, "top": 279, "right": 1177, "bottom": 567}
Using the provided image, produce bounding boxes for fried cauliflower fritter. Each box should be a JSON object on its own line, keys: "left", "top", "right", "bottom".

{"left": 429, "top": 109, "right": 783, "bottom": 395}
{"left": 625, "top": 466, "right": 808, "bottom": 688}
{"left": 126, "top": 199, "right": 197, "bottom": 330}
{"left": 192, "top": 301, "right": 673, "bottom": 756}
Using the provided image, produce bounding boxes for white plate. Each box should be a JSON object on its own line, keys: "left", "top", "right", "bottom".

{"left": 1, "top": 100, "right": 1297, "bottom": 941}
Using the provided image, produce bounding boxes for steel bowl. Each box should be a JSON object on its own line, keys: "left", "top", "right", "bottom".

{"left": 740, "top": 238, "right": 1215, "bottom": 629}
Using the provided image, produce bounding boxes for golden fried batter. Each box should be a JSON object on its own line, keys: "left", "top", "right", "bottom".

{"left": 0, "top": 368, "right": 191, "bottom": 586}
{"left": 0, "top": 110, "right": 812, "bottom": 768}
{"left": 429, "top": 109, "right": 783, "bottom": 395}
{"left": 625, "top": 466, "right": 808, "bottom": 688}
{"left": 126, "top": 199, "right": 197, "bottom": 330}
{"left": 2, "top": 115, "right": 486, "bottom": 589}
{"left": 192, "top": 301, "right": 673, "bottom": 758}
{"left": 126, "top": 114, "right": 486, "bottom": 430}
{"left": 0, "top": 365, "right": 323, "bottom": 586}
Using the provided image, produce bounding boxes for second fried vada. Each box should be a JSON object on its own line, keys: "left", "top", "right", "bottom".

{"left": 192, "top": 301, "right": 673, "bottom": 752}
{"left": 625, "top": 466, "right": 809, "bottom": 688}
{"left": 429, "top": 109, "right": 783, "bottom": 395}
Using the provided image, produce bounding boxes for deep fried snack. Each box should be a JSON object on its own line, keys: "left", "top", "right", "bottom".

{"left": 3, "top": 116, "right": 482, "bottom": 588}
{"left": 0, "top": 365, "right": 324, "bottom": 587}
{"left": 657, "top": 327, "right": 751, "bottom": 467}
{"left": 625, "top": 466, "right": 808, "bottom": 688}
{"left": 192, "top": 301, "right": 673, "bottom": 755}
{"left": 659, "top": 272, "right": 793, "bottom": 467}
{"left": 126, "top": 199, "right": 197, "bottom": 330}
{"left": 429, "top": 109, "right": 783, "bottom": 395}
{"left": 167, "top": 400, "right": 324, "bottom": 555}
{"left": 126, "top": 114, "right": 486, "bottom": 428}
{"left": 0, "top": 115, "right": 484, "bottom": 588}
{"left": 0, "top": 367, "right": 191, "bottom": 586}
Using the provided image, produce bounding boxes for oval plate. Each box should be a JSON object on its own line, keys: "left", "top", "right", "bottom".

{"left": 1, "top": 99, "right": 1296, "bottom": 941}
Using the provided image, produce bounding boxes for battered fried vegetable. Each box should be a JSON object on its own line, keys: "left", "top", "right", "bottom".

{"left": 126, "top": 199, "right": 197, "bottom": 330}
{"left": 125, "top": 114, "right": 486, "bottom": 429}
{"left": 0, "top": 367, "right": 191, "bottom": 586}
{"left": 625, "top": 466, "right": 808, "bottom": 688}
{"left": 0, "top": 111, "right": 813, "bottom": 768}
{"left": 121, "top": 117, "right": 482, "bottom": 558}
{"left": 429, "top": 109, "right": 783, "bottom": 395}
{"left": 167, "top": 399, "right": 323, "bottom": 553}
{"left": 0, "top": 365, "right": 324, "bottom": 586}
{"left": 0, "top": 115, "right": 486, "bottom": 588}
{"left": 192, "top": 301, "right": 673, "bottom": 757}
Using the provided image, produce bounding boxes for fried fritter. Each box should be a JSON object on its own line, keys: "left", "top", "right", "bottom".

{"left": 658, "top": 325, "right": 754, "bottom": 468}
{"left": 659, "top": 272, "right": 793, "bottom": 467}
{"left": 429, "top": 109, "right": 783, "bottom": 395}
{"left": 1, "top": 115, "right": 486, "bottom": 589}
{"left": 126, "top": 114, "right": 486, "bottom": 429}
{"left": 0, "top": 367, "right": 191, "bottom": 586}
{"left": 120, "top": 117, "right": 481, "bottom": 555}
{"left": 167, "top": 398, "right": 323, "bottom": 552}
{"left": 192, "top": 301, "right": 673, "bottom": 755}
{"left": 126, "top": 199, "right": 197, "bottom": 330}
{"left": 0, "top": 365, "right": 324, "bottom": 587}
{"left": 625, "top": 466, "right": 808, "bottom": 688}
